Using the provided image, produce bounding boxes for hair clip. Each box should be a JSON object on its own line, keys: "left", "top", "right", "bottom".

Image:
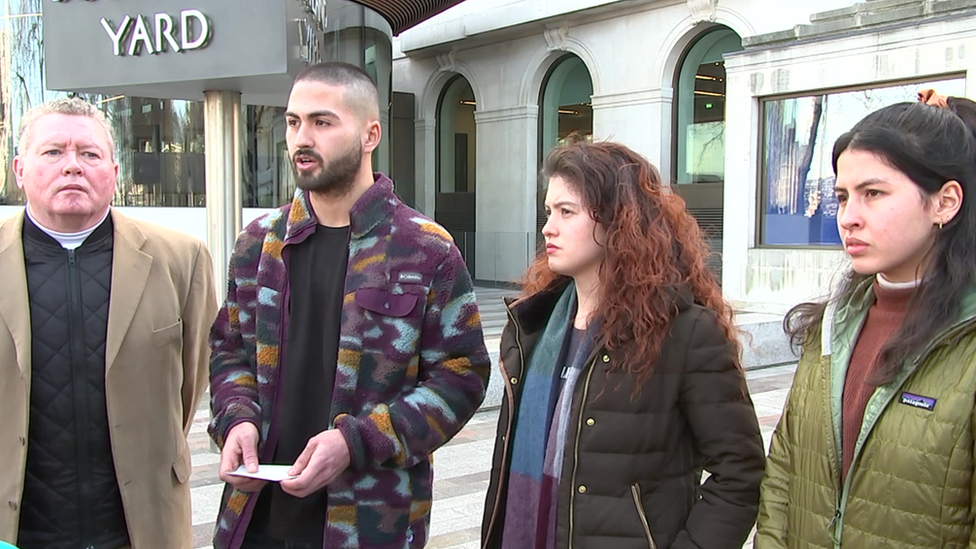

{"left": 918, "top": 89, "right": 949, "bottom": 109}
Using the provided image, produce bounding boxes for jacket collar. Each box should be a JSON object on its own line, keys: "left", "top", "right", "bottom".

{"left": 284, "top": 173, "right": 397, "bottom": 242}
{"left": 820, "top": 277, "right": 874, "bottom": 357}
{"left": 0, "top": 208, "right": 144, "bottom": 252}
{"left": 506, "top": 280, "right": 570, "bottom": 335}
{"left": 105, "top": 210, "right": 153, "bottom": 373}
{"left": 23, "top": 209, "right": 114, "bottom": 251}
{"left": 823, "top": 275, "right": 976, "bottom": 357}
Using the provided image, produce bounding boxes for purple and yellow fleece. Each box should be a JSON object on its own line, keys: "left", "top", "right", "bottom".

{"left": 208, "top": 174, "right": 490, "bottom": 549}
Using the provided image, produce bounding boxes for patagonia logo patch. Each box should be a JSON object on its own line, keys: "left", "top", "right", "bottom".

{"left": 899, "top": 392, "right": 937, "bottom": 411}
{"left": 398, "top": 272, "right": 424, "bottom": 283}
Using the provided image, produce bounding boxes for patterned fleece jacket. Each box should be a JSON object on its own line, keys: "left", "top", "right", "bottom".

{"left": 208, "top": 174, "right": 490, "bottom": 549}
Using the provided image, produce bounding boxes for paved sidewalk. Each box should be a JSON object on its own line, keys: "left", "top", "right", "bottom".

{"left": 188, "top": 363, "right": 795, "bottom": 548}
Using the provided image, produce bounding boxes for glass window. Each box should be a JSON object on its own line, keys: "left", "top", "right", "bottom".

{"left": 243, "top": 106, "right": 295, "bottom": 208}
{"left": 0, "top": 4, "right": 214, "bottom": 207}
{"left": 436, "top": 75, "right": 476, "bottom": 194}
{"left": 0, "top": 0, "right": 393, "bottom": 209}
{"left": 321, "top": 1, "right": 393, "bottom": 175}
{"left": 114, "top": 97, "right": 206, "bottom": 206}
{"left": 539, "top": 55, "right": 593, "bottom": 153}
{"left": 538, "top": 55, "right": 593, "bottom": 237}
{"left": 760, "top": 77, "right": 966, "bottom": 246}
{"left": 674, "top": 28, "right": 741, "bottom": 185}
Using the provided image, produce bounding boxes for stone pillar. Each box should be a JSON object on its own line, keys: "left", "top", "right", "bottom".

{"left": 414, "top": 119, "right": 437, "bottom": 217}
{"left": 203, "top": 90, "right": 242, "bottom": 453}
{"left": 591, "top": 88, "right": 669, "bottom": 173}
{"left": 203, "top": 90, "right": 243, "bottom": 303}
{"left": 721, "top": 67, "right": 760, "bottom": 305}
{"left": 473, "top": 105, "right": 539, "bottom": 283}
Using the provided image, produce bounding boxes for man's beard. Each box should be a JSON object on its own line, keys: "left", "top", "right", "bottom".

{"left": 291, "top": 138, "right": 363, "bottom": 196}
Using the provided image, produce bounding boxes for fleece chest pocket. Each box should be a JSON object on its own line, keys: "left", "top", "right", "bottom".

{"left": 355, "top": 288, "right": 420, "bottom": 317}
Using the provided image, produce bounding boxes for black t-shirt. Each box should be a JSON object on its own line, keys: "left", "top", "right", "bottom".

{"left": 248, "top": 224, "right": 350, "bottom": 543}
{"left": 560, "top": 327, "right": 586, "bottom": 384}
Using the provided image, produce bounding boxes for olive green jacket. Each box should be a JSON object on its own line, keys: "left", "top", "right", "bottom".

{"left": 755, "top": 278, "right": 976, "bottom": 548}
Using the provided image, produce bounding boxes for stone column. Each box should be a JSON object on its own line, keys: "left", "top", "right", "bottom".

{"left": 202, "top": 90, "right": 242, "bottom": 453}
{"left": 591, "top": 88, "right": 669, "bottom": 174}
{"left": 473, "top": 105, "right": 539, "bottom": 283}
{"left": 203, "top": 90, "right": 243, "bottom": 304}
{"left": 720, "top": 66, "right": 760, "bottom": 305}
{"left": 414, "top": 119, "right": 437, "bottom": 217}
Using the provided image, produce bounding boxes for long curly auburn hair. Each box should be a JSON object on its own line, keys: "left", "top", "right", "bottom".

{"left": 523, "top": 140, "right": 741, "bottom": 389}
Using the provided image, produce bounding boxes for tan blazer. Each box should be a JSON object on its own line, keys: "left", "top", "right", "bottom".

{"left": 0, "top": 210, "right": 217, "bottom": 549}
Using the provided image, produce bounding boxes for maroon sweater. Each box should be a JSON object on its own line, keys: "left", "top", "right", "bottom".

{"left": 842, "top": 280, "right": 914, "bottom": 480}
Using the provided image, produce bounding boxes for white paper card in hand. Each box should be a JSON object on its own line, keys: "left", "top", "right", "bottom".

{"left": 228, "top": 464, "right": 298, "bottom": 482}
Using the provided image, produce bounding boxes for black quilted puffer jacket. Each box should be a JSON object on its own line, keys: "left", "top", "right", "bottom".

{"left": 482, "top": 281, "right": 766, "bottom": 549}
{"left": 18, "top": 216, "right": 129, "bottom": 549}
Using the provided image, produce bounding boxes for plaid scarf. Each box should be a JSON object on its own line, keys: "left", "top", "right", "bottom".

{"left": 502, "top": 284, "right": 598, "bottom": 548}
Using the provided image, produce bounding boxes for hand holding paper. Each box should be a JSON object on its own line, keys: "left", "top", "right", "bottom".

{"left": 279, "top": 429, "right": 351, "bottom": 498}
{"left": 218, "top": 422, "right": 265, "bottom": 492}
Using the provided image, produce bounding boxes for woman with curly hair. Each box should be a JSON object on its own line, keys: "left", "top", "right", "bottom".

{"left": 480, "top": 140, "right": 765, "bottom": 549}
{"left": 755, "top": 92, "right": 976, "bottom": 548}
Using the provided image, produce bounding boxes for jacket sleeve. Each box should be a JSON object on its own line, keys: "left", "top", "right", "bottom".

{"left": 335, "top": 245, "right": 490, "bottom": 470}
{"left": 672, "top": 308, "right": 767, "bottom": 549}
{"left": 207, "top": 232, "right": 262, "bottom": 449}
{"left": 180, "top": 241, "right": 218, "bottom": 437}
{"left": 754, "top": 389, "right": 794, "bottom": 548}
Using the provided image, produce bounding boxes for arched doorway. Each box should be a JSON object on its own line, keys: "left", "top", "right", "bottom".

{"left": 435, "top": 74, "right": 477, "bottom": 276}
{"left": 671, "top": 26, "right": 742, "bottom": 282}
{"left": 537, "top": 54, "right": 594, "bottom": 239}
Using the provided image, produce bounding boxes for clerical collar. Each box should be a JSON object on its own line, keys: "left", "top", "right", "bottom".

{"left": 24, "top": 205, "right": 111, "bottom": 251}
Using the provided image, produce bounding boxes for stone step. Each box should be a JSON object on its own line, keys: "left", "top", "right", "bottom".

{"left": 473, "top": 286, "right": 518, "bottom": 341}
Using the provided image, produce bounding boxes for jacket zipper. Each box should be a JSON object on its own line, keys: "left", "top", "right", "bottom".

{"left": 482, "top": 303, "right": 524, "bottom": 549}
{"left": 567, "top": 358, "right": 598, "bottom": 549}
{"left": 630, "top": 483, "right": 657, "bottom": 549}
{"left": 828, "top": 313, "right": 976, "bottom": 547}
{"left": 67, "top": 249, "right": 94, "bottom": 545}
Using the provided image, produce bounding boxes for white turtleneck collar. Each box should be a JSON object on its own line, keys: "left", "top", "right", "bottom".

{"left": 877, "top": 273, "right": 922, "bottom": 290}
{"left": 25, "top": 205, "right": 111, "bottom": 251}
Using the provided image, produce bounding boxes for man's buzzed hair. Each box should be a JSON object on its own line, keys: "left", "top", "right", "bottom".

{"left": 294, "top": 61, "right": 380, "bottom": 122}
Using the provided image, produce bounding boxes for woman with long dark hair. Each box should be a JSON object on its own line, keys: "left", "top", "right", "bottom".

{"left": 755, "top": 91, "right": 976, "bottom": 548}
{"left": 481, "top": 140, "right": 765, "bottom": 549}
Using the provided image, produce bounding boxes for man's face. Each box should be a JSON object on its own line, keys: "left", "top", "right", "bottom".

{"left": 14, "top": 113, "right": 118, "bottom": 232}
{"left": 285, "top": 80, "right": 365, "bottom": 196}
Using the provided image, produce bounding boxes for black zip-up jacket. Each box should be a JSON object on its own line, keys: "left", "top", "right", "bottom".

{"left": 18, "top": 216, "right": 129, "bottom": 549}
{"left": 482, "top": 281, "right": 766, "bottom": 549}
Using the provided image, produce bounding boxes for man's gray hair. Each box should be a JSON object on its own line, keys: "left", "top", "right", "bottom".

{"left": 18, "top": 96, "right": 116, "bottom": 160}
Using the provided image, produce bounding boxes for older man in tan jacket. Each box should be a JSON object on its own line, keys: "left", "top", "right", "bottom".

{"left": 0, "top": 97, "right": 217, "bottom": 549}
